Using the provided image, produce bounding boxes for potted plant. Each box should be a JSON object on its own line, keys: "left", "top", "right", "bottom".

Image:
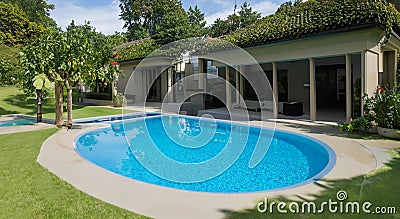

{"left": 364, "top": 85, "right": 400, "bottom": 139}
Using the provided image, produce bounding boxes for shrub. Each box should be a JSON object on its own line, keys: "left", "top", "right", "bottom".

{"left": 84, "top": 92, "right": 112, "bottom": 100}
{"left": 338, "top": 116, "right": 371, "bottom": 132}
{"left": 364, "top": 85, "right": 400, "bottom": 129}
{"left": 112, "top": 93, "right": 126, "bottom": 107}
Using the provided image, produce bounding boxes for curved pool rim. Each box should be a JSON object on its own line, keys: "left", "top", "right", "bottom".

{"left": 73, "top": 115, "right": 337, "bottom": 194}
{"left": 265, "top": 128, "right": 336, "bottom": 192}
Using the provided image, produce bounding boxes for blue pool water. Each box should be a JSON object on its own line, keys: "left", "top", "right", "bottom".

{"left": 74, "top": 112, "right": 159, "bottom": 124}
{"left": 75, "top": 115, "right": 336, "bottom": 193}
{"left": 0, "top": 118, "right": 35, "bottom": 127}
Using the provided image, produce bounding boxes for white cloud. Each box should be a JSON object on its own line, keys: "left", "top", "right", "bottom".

{"left": 205, "top": 9, "right": 232, "bottom": 25}
{"left": 205, "top": 0, "right": 279, "bottom": 26}
{"left": 252, "top": 1, "right": 279, "bottom": 16}
{"left": 48, "top": 0, "right": 124, "bottom": 35}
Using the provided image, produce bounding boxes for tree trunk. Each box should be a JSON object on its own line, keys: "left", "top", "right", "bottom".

{"left": 55, "top": 81, "right": 64, "bottom": 127}
{"left": 65, "top": 80, "right": 73, "bottom": 128}
{"left": 96, "top": 77, "right": 99, "bottom": 93}
{"left": 36, "top": 89, "right": 43, "bottom": 123}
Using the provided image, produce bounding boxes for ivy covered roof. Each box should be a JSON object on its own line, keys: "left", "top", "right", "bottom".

{"left": 116, "top": 0, "right": 400, "bottom": 62}
{"left": 115, "top": 38, "right": 160, "bottom": 63}
{"left": 223, "top": 0, "right": 400, "bottom": 48}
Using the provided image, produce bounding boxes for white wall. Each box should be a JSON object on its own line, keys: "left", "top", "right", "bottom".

{"left": 364, "top": 51, "right": 379, "bottom": 96}
{"left": 117, "top": 63, "right": 135, "bottom": 93}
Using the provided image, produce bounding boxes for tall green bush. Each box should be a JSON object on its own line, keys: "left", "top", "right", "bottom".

{"left": 364, "top": 85, "right": 400, "bottom": 129}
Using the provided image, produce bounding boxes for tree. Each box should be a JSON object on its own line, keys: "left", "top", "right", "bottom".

{"left": 119, "top": 0, "right": 184, "bottom": 40}
{"left": 208, "top": 1, "right": 261, "bottom": 37}
{"left": 2, "top": 0, "right": 56, "bottom": 27}
{"left": 187, "top": 5, "right": 207, "bottom": 36}
{"left": 209, "top": 18, "right": 232, "bottom": 38}
{"left": 20, "top": 28, "right": 64, "bottom": 126}
{"left": 237, "top": 1, "right": 261, "bottom": 28}
{"left": 20, "top": 22, "right": 120, "bottom": 127}
{"left": 276, "top": 0, "right": 302, "bottom": 13}
{"left": 0, "top": 44, "right": 22, "bottom": 85}
{"left": 0, "top": 2, "right": 44, "bottom": 46}
{"left": 60, "top": 22, "right": 122, "bottom": 127}
{"left": 153, "top": 11, "right": 193, "bottom": 45}
{"left": 33, "top": 74, "right": 54, "bottom": 122}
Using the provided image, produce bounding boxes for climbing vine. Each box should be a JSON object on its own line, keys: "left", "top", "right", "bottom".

{"left": 208, "top": 0, "right": 400, "bottom": 51}
{"left": 117, "top": 0, "right": 400, "bottom": 59}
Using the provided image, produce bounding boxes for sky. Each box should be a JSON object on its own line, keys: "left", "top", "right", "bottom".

{"left": 47, "top": 0, "right": 285, "bottom": 35}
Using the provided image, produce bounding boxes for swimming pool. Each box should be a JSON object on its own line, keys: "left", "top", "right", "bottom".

{"left": 75, "top": 115, "right": 336, "bottom": 193}
{"left": 74, "top": 112, "right": 160, "bottom": 124}
{"left": 0, "top": 118, "right": 35, "bottom": 127}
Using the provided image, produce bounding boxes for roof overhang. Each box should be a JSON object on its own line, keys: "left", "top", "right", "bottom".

{"left": 202, "top": 26, "right": 388, "bottom": 66}
{"left": 119, "top": 55, "right": 175, "bottom": 68}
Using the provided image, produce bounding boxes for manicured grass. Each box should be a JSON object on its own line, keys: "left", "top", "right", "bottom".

{"left": 225, "top": 149, "right": 400, "bottom": 219}
{"left": 0, "top": 86, "right": 133, "bottom": 119}
{"left": 0, "top": 129, "right": 147, "bottom": 218}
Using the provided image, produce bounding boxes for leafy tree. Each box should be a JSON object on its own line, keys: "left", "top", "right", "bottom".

{"left": 209, "top": 18, "right": 232, "bottom": 37}
{"left": 20, "top": 22, "right": 120, "bottom": 127}
{"left": 60, "top": 22, "right": 120, "bottom": 126}
{"left": 209, "top": 1, "right": 261, "bottom": 37}
{"left": 237, "top": 1, "right": 261, "bottom": 28}
{"left": 153, "top": 11, "right": 193, "bottom": 45}
{"left": 2, "top": 0, "right": 56, "bottom": 27}
{"left": 20, "top": 28, "right": 64, "bottom": 126}
{"left": 0, "top": 44, "right": 22, "bottom": 85}
{"left": 119, "top": 0, "right": 184, "bottom": 40}
{"left": 0, "top": 2, "right": 44, "bottom": 46}
{"left": 187, "top": 5, "right": 207, "bottom": 36}
{"left": 33, "top": 74, "right": 54, "bottom": 122}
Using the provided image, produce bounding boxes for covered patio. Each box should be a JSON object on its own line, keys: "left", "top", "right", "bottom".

{"left": 193, "top": 26, "right": 400, "bottom": 122}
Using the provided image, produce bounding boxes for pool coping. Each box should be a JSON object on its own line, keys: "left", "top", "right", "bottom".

{"left": 73, "top": 112, "right": 160, "bottom": 124}
{"left": 37, "top": 116, "right": 399, "bottom": 219}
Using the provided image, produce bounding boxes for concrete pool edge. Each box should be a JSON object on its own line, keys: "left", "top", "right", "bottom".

{"left": 0, "top": 114, "right": 55, "bottom": 134}
{"left": 37, "top": 120, "right": 393, "bottom": 219}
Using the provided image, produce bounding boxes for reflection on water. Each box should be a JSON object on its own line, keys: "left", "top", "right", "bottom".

{"left": 177, "top": 117, "right": 202, "bottom": 138}
{"left": 77, "top": 132, "right": 99, "bottom": 151}
{"left": 111, "top": 123, "right": 125, "bottom": 136}
{"left": 75, "top": 116, "right": 332, "bottom": 192}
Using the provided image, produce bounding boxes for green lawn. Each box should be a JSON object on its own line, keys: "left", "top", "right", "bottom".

{"left": 0, "top": 129, "right": 147, "bottom": 218}
{"left": 1, "top": 129, "right": 398, "bottom": 219}
{"left": 1, "top": 86, "right": 399, "bottom": 218}
{"left": 0, "top": 86, "right": 133, "bottom": 119}
{"left": 225, "top": 150, "right": 400, "bottom": 219}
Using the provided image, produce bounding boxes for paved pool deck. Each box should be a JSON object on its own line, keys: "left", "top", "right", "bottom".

{"left": 36, "top": 117, "right": 399, "bottom": 219}
{"left": 0, "top": 115, "right": 54, "bottom": 134}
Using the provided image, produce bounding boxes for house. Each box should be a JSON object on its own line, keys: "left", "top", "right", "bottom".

{"left": 115, "top": 0, "right": 400, "bottom": 122}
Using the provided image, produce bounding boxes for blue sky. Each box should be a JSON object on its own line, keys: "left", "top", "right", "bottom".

{"left": 48, "top": 0, "right": 285, "bottom": 35}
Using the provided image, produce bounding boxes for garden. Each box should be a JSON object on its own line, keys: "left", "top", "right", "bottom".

{"left": 339, "top": 85, "right": 400, "bottom": 140}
